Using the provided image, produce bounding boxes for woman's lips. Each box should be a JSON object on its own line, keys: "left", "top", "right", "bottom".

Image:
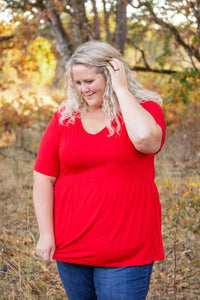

{"left": 84, "top": 93, "right": 94, "bottom": 98}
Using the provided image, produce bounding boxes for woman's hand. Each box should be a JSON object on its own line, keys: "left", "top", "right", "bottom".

{"left": 36, "top": 233, "right": 56, "bottom": 263}
{"left": 106, "top": 59, "right": 128, "bottom": 92}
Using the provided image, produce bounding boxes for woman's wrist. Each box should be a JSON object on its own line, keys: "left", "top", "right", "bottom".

{"left": 115, "top": 87, "right": 137, "bottom": 106}
{"left": 39, "top": 227, "right": 54, "bottom": 237}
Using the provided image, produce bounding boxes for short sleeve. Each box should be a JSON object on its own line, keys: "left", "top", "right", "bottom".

{"left": 34, "top": 112, "right": 60, "bottom": 177}
{"left": 141, "top": 101, "right": 166, "bottom": 151}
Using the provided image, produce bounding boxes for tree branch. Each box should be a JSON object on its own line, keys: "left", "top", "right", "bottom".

{"left": 190, "top": 0, "right": 200, "bottom": 37}
{"left": 131, "top": 40, "right": 151, "bottom": 70}
{"left": 139, "top": 1, "right": 200, "bottom": 62}
{"left": 131, "top": 66, "right": 177, "bottom": 74}
{"left": 4, "top": 0, "right": 45, "bottom": 11}
{"left": 0, "top": 35, "right": 14, "bottom": 43}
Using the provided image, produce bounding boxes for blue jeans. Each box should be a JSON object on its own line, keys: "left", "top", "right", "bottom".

{"left": 56, "top": 261, "right": 153, "bottom": 300}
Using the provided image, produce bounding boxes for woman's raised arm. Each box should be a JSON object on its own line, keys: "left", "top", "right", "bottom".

{"left": 107, "top": 59, "right": 163, "bottom": 154}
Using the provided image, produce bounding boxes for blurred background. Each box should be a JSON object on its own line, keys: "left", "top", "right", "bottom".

{"left": 0, "top": 1, "right": 199, "bottom": 299}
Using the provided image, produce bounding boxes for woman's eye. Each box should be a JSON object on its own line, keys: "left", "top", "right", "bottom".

{"left": 75, "top": 82, "right": 81, "bottom": 85}
{"left": 86, "top": 80, "right": 93, "bottom": 84}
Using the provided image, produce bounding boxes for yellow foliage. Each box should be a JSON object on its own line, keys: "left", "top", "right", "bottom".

{"left": 0, "top": 131, "right": 16, "bottom": 148}
{"left": 0, "top": 90, "right": 57, "bottom": 147}
{"left": 25, "top": 37, "right": 57, "bottom": 86}
{"left": 188, "top": 182, "right": 200, "bottom": 188}
{"left": 2, "top": 49, "right": 18, "bottom": 81}
{"left": 1, "top": 36, "right": 56, "bottom": 87}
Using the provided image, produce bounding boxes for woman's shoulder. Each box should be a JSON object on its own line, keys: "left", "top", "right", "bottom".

{"left": 140, "top": 100, "right": 164, "bottom": 116}
{"left": 54, "top": 109, "right": 80, "bottom": 127}
{"left": 140, "top": 100, "right": 162, "bottom": 109}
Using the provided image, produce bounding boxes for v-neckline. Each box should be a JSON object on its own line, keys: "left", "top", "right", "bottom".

{"left": 79, "top": 117, "right": 107, "bottom": 136}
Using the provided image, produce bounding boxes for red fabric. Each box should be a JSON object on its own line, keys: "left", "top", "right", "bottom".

{"left": 34, "top": 101, "right": 166, "bottom": 267}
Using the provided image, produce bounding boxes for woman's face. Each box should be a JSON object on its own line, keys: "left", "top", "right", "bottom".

{"left": 72, "top": 64, "right": 106, "bottom": 110}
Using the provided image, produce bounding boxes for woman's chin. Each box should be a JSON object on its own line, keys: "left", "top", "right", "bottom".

{"left": 84, "top": 99, "right": 103, "bottom": 110}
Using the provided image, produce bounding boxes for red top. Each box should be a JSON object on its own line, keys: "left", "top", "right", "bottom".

{"left": 34, "top": 101, "right": 166, "bottom": 267}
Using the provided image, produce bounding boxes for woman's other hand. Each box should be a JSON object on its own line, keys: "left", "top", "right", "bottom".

{"left": 36, "top": 233, "right": 56, "bottom": 263}
{"left": 106, "top": 59, "right": 128, "bottom": 92}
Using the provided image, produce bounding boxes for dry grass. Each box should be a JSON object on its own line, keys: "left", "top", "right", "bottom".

{"left": 0, "top": 103, "right": 199, "bottom": 300}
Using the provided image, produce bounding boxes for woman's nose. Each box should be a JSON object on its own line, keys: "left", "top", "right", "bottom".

{"left": 81, "top": 84, "right": 90, "bottom": 93}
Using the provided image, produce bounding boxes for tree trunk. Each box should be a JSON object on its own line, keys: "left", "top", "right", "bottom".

{"left": 70, "top": 0, "right": 92, "bottom": 46}
{"left": 102, "top": 0, "right": 112, "bottom": 42}
{"left": 114, "top": 0, "right": 127, "bottom": 54}
{"left": 43, "top": 0, "right": 72, "bottom": 69}
{"left": 91, "top": 0, "right": 101, "bottom": 40}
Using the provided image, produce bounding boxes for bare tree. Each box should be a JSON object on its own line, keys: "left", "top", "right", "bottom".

{"left": 130, "top": 0, "right": 200, "bottom": 70}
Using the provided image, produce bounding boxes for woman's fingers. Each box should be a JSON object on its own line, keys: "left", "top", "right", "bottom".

{"left": 50, "top": 246, "right": 56, "bottom": 262}
{"left": 108, "top": 58, "right": 123, "bottom": 71}
{"left": 106, "top": 59, "right": 128, "bottom": 91}
{"left": 37, "top": 247, "right": 54, "bottom": 263}
{"left": 36, "top": 235, "right": 56, "bottom": 263}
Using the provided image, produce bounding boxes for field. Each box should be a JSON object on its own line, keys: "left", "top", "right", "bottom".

{"left": 0, "top": 95, "right": 199, "bottom": 300}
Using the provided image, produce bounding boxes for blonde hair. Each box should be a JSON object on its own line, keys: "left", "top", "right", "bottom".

{"left": 59, "top": 41, "right": 162, "bottom": 135}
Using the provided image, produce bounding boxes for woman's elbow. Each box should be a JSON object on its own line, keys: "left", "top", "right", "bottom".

{"left": 135, "top": 138, "right": 162, "bottom": 154}
{"left": 132, "top": 127, "right": 163, "bottom": 154}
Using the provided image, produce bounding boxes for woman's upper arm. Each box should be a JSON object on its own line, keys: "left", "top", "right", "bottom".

{"left": 33, "top": 170, "right": 57, "bottom": 186}
{"left": 34, "top": 112, "right": 60, "bottom": 177}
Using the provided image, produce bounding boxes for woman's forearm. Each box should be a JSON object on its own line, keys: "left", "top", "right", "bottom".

{"left": 33, "top": 171, "right": 57, "bottom": 262}
{"left": 115, "top": 88, "right": 162, "bottom": 154}
{"left": 33, "top": 171, "right": 56, "bottom": 235}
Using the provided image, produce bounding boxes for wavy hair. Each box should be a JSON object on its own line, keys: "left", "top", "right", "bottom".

{"left": 59, "top": 41, "right": 162, "bottom": 135}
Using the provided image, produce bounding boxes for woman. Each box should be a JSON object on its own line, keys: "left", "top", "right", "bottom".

{"left": 33, "top": 41, "right": 165, "bottom": 300}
